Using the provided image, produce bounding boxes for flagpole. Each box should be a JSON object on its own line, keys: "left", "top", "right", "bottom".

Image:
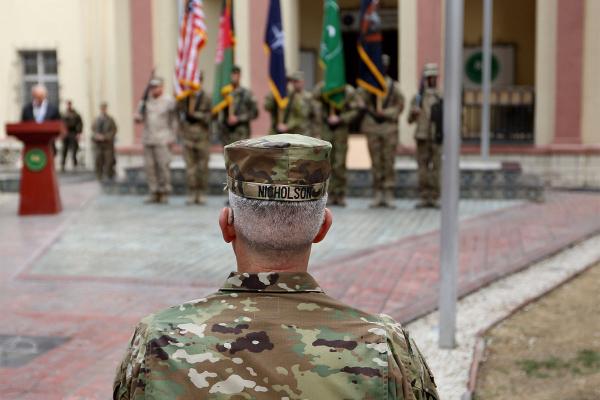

{"left": 439, "top": 0, "right": 464, "bottom": 349}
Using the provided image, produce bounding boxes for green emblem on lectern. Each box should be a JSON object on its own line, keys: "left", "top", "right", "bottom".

{"left": 24, "top": 148, "right": 47, "bottom": 172}
{"left": 465, "top": 51, "right": 500, "bottom": 85}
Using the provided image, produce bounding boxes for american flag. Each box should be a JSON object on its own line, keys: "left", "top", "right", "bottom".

{"left": 174, "top": 0, "right": 207, "bottom": 100}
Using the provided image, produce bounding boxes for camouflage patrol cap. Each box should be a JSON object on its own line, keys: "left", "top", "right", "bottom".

{"left": 423, "top": 63, "right": 439, "bottom": 77}
{"left": 288, "top": 70, "right": 304, "bottom": 81}
{"left": 224, "top": 134, "right": 331, "bottom": 202}
{"left": 149, "top": 77, "right": 164, "bottom": 87}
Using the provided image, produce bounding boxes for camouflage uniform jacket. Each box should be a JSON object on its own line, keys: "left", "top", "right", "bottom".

{"left": 409, "top": 89, "right": 441, "bottom": 141}
{"left": 62, "top": 109, "right": 83, "bottom": 135}
{"left": 92, "top": 114, "right": 118, "bottom": 142}
{"left": 358, "top": 77, "right": 405, "bottom": 135}
{"left": 312, "top": 82, "right": 361, "bottom": 129}
{"left": 264, "top": 90, "right": 314, "bottom": 135}
{"left": 177, "top": 90, "right": 212, "bottom": 146}
{"left": 138, "top": 95, "right": 177, "bottom": 146}
{"left": 219, "top": 86, "right": 258, "bottom": 136}
{"left": 113, "top": 272, "right": 439, "bottom": 399}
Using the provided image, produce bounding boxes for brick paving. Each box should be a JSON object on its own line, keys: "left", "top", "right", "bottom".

{"left": 0, "top": 182, "right": 599, "bottom": 399}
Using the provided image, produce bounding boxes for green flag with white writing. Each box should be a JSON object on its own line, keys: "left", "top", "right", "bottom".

{"left": 319, "top": 0, "right": 346, "bottom": 109}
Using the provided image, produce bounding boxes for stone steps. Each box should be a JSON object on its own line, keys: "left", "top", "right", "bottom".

{"left": 101, "top": 160, "right": 545, "bottom": 201}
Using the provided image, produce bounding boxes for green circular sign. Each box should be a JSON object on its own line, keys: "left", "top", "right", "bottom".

{"left": 24, "top": 148, "right": 47, "bottom": 172}
{"left": 465, "top": 51, "right": 500, "bottom": 84}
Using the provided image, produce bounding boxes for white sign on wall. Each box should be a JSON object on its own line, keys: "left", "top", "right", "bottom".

{"left": 463, "top": 45, "right": 515, "bottom": 88}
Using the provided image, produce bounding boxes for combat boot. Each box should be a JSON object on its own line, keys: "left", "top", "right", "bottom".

{"left": 382, "top": 189, "right": 397, "bottom": 209}
{"left": 186, "top": 192, "right": 196, "bottom": 205}
{"left": 369, "top": 190, "right": 383, "bottom": 208}
{"left": 336, "top": 196, "right": 347, "bottom": 207}
{"left": 158, "top": 193, "right": 169, "bottom": 204}
{"left": 195, "top": 191, "right": 207, "bottom": 205}
{"left": 144, "top": 193, "right": 160, "bottom": 204}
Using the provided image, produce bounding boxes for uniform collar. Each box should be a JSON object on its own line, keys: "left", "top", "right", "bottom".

{"left": 220, "top": 272, "right": 323, "bottom": 293}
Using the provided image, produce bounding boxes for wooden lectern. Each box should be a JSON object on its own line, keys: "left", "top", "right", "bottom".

{"left": 6, "top": 121, "right": 63, "bottom": 215}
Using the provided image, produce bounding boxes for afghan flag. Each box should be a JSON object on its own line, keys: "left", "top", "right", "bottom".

{"left": 319, "top": 0, "right": 346, "bottom": 110}
{"left": 211, "top": 0, "right": 235, "bottom": 114}
{"left": 264, "top": 0, "right": 288, "bottom": 109}
{"left": 357, "top": 0, "right": 387, "bottom": 97}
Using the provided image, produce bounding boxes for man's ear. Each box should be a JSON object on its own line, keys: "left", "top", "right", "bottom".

{"left": 219, "top": 207, "right": 236, "bottom": 243}
{"left": 313, "top": 208, "right": 333, "bottom": 244}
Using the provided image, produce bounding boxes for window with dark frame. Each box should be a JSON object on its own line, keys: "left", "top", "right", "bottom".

{"left": 20, "top": 50, "right": 59, "bottom": 107}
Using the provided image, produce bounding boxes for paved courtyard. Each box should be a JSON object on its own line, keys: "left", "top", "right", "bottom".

{"left": 1, "top": 180, "right": 599, "bottom": 399}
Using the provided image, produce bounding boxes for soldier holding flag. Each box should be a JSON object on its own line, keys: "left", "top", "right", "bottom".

{"left": 314, "top": 0, "right": 360, "bottom": 207}
{"left": 356, "top": 0, "right": 405, "bottom": 208}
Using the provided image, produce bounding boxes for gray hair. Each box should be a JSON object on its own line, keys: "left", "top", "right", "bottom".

{"left": 229, "top": 192, "right": 327, "bottom": 255}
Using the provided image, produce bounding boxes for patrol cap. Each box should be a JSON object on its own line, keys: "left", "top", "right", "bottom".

{"left": 288, "top": 70, "right": 304, "bottom": 81}
{"left": 423, "top": 63, "right": 439, "bottom": 77}
{"left": 100, "top": 101, "right": 108, "bottom": 108}
{"left": 224, "top": 134, "right": 331, "bottom": 202}
{"left": 149, "top": 77, "right": 164, "bottom": 87}
{"left": 231, "top": 65, "right": 241, "bottom": 74}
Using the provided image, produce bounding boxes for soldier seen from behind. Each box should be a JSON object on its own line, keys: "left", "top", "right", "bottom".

{"left": 113, "top": 134, "right": 439, "bottom": 399}
{"left": 357, "top": 54, "right": 405, "bottom": 209}
{"left": 61, "top": 100, "right": 83, "bottom": 172}
{"left": 134, "top": 77, "right": 177, "bottom": 205}
{"left": 408, "top": 63, "right": 443, "bottom": 208}
{"left": 177, "top": 71, "right": 212, "bottom": 206}
{"left": 265, "top": 71, "right": 314, "bottom": 136}
{"left": 91, "top": 102, "right": 118, "bottom": 181}
{"left": 218, "top": 65, "right": 258, "bottom": 145}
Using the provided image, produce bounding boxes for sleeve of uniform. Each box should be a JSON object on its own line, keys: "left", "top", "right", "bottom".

{"left": 109, "top": 117, "right": 118, "bottom": 140}
{"left": 113, "top": 321, "right": 151, "bottom": 400}
{"left": 379, "top": 315, "right": 440, "bottom": 400}
{"left": 382, "top": 85, "right": 405, "bottom": 121}
{"left": 339, "top": 86, "right": 360, "bottom": 125}
{"left": 238, "top": 90, "right": 259, "bottom": 123}
{"left": 76, "top": 112, "right": 84, "bottom": 133}
{"left": 190, "top": 93, "right": 213, "bottom": 127}
{"left": 264, "top": 93, "right": 275, "bottom": 113}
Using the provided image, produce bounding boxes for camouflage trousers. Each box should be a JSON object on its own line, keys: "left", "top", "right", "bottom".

{"left": 367, "top": 128, "right": 398, "bottom": 191}
{"left": 416, "top": 139, "right": 441, "bottom": 202}
{"left": 143, "top": 144, "right": 172, "bottom": 194}
{"left": 183, "top": 138, "right": 210, "bottom": 193}
{"left": 221, "top": 124, "right": 250, "bottom": 146}
{"left": 94, "top": 141, "right": 115, "bottom": 180}
{"left": 321, "top": 126, "right": 348, "bottom": 197}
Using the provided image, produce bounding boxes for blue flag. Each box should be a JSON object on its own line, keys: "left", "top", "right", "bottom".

{"left": 264, "top": 0, "right": 288, "bottom": 109}
{"left": 357, "top": 0, "right": 387, "bottom": 97}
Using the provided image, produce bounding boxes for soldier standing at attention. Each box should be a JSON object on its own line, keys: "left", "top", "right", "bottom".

{"left": 177, "top": 72, "right": 212, "bottom": 206}
{"left": 219, "top": 65, "right": 258, "bottom": 145}
{"left": 61, "top": 100, "right": 83, "bottom": 172}
{"left": 134, "top": 77, "right": 177, "bottom": 204}
{"left": 265, "top": 71, "right": 314, "bottom": 136}
{"left": 113, "top": 134, "right": 439, "bottom": 400}
{"left": 358, "top": 54, "right": 405, "bottom": 209}
{"left": 408, "top": 63, "right": 442, "bottom": 208}
{"left": 91, "top": 102, "right": 118, "bottom": 181}
{"left": 313, "top": 82, "right": 360, "bottom": 207}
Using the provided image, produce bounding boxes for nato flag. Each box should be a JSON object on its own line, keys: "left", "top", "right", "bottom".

{"left": 357, "top": 0, "right": 387, "bottom": 97}
{"left": 264, "top": 0, "right": 288, "bottom": 109}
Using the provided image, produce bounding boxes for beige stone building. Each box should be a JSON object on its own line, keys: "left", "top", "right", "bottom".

{"left": 1, "top": 0, "right": 599, "bottom": 186}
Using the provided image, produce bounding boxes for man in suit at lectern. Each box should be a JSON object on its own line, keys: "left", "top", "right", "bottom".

{"left": 21, "top": 84, "right": 61, "bottom": 154}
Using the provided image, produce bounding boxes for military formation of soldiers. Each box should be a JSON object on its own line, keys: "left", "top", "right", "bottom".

{"left": 135, "top": 60, "right": 441, "bottom": 208}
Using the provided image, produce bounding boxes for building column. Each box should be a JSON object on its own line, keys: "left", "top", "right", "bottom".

{"left": 398, "top": 0, "right": 419, "bottom": 147}
{"left": 417, "top": 0, "right": 443, "bottom": 78}
{"left": 246, "top": 0, "right": 270, "bottom": 137}
{"left": 282, "top": 0, "right": 300, "bottom": 73}
{"left": 534, "top": 0, "right": 558, "bottom": 146}
{"left": 581, "top": 0, "right": 600, "bottom": 145}
{"left": 129, "top": 0, "right": 154, "bottom": 144}
{"left": 553, "top": 0, "right": 584, "bottom": 144}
